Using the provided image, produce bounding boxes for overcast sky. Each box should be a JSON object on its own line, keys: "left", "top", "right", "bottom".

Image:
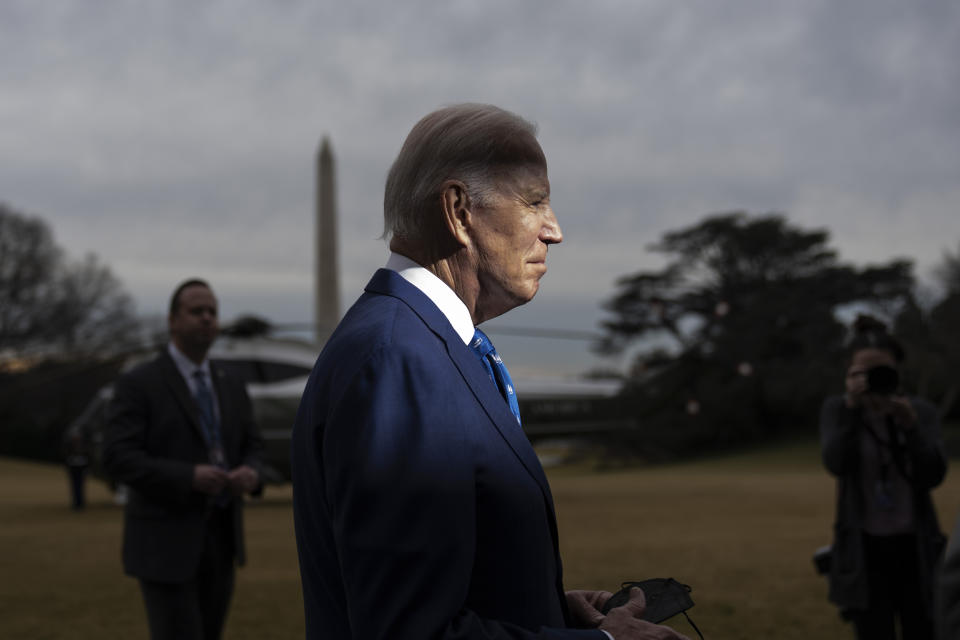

{"left": 2, "top": 0, "right": 958, "bottom": 376}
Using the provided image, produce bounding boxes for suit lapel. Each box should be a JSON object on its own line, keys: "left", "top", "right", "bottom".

{"left": 450, "top": 341, "right": 555, "bottom": 495}
{"left": 364, "top": 269, "right": 554, "bottom": 497}
{"left": 366, "top": 269, "right": 569, "bottom": 610}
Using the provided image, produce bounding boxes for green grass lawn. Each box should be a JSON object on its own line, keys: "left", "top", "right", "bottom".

{"left": 2, "top": 440, "right": 959, "bottom": 639}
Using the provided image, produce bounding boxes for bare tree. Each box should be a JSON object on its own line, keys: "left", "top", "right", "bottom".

{"left": 0, "top": 203, "right": 139, "bottom": 359}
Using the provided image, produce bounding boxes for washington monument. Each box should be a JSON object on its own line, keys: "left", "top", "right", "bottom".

{"left": 315, "top": 136, "right": 340, "bottom": 342}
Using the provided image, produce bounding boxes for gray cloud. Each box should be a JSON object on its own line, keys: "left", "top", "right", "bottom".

{"left": 1, "top": 0, "right": 958, "bottom": 376}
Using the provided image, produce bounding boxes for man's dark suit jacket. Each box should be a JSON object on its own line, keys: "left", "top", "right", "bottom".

{"left": 291, "top": 269, "right": 605, "bottom": 639}
{"left": 103, "top": 350, "right": 263, "bottom": 582}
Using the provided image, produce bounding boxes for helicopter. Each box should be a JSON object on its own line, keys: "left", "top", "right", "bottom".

{"left": 65, "top": 317, "right": 626, "bottom": 489}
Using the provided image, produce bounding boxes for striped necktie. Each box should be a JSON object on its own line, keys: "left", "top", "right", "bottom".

{"left": 193, "top": 370, "right": 226, "bottom": 469}
{"left": 469, "top": 328, "right": 521, "bottom": 424}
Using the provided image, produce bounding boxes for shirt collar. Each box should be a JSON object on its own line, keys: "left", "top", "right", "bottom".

{"left": 167, "top": 342, "right": 211, "bottom": 381}
{"left": 385, "top": 252, "right": 475, "bottom": 345}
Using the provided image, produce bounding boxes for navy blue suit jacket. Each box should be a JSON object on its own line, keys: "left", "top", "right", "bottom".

{"left": 291, "top": 269, "right": 605, "bottom": 639}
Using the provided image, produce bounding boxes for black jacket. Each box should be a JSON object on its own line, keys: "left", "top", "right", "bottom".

{"left": 820, "top": 394, "right": 946, "bottom": 613}
{"left": 103, "top": 350, "right": 263, "bottom": 582}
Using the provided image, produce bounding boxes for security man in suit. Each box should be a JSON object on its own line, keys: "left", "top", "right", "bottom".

{"left": 291, "top": 104, "right": 688, "bottom": 640}
{"left": 104, "top": 279, "right": 263, "bottom": 640}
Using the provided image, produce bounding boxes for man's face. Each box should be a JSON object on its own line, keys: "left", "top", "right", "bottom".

{"left": 471, "top": 165, "right": 563, "bottom": 319}
{"left": 169, "top": 285, "right": 219, "bottom": 356}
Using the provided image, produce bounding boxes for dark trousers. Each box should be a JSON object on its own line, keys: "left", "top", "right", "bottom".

{"left": 66, "top": 464, "right": 86, "bottom": 509}
{"left": 850, "top": 533, "right": 932, "bottom": 640}
{"left": 139, "top": 509, "right": 236, "bottom": 640}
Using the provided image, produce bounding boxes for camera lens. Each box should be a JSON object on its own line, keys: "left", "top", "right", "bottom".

{"left": 866, "top": 365, "right": 899, "bottom": 396}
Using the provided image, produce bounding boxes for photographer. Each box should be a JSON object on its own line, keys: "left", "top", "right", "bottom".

{"left": 820, "top": 315, "right": 947, "bottom": 640}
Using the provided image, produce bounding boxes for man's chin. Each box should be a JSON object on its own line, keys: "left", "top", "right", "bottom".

{"left": 191, "top": 336, "right": 217, "bottom": 352}
{"left": 526, "top": 279, "right": 541, "bottom": 299}
{"left": 514, "top": 284, "right": 539, "bottom": 306}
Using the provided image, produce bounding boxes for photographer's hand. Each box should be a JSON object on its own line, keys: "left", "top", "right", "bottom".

{"left": 844, "top": 365, "right": 868, "bottom": 408}
{"left": 861, "top": 394, "right": 918, "bottom": 432}
{"left": 888, "top": 396, "right": 918, "bottom": 432}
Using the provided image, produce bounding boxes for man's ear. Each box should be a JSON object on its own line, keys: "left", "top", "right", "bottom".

{"left": 439, "top": 180, "right": 474, "bottom": 247}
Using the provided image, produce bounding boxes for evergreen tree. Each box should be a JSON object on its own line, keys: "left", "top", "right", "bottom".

{"left": 598, "top": 212, "right": 914, "bottom": 455}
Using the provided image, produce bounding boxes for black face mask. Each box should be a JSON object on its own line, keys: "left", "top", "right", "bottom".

{"left": 600, "top": 578, "right": 704, "bottom": 639}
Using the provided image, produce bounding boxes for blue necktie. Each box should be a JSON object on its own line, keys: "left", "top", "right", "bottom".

{"left": 193, "top": 370, "right": 226, "bottom": 469}
{"left": 469, "top": 328, "right": 521, "bottom": 424}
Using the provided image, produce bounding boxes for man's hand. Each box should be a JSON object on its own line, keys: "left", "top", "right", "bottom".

{"left": 598, "top": 587, "right": 691, "bottom": 640}
{"left": 193, "top": 464, "right": 229, "bottom": 495}
{"left": 565, "top": 590, "right": 613, "bottom": 627}
{"left": 227, "top": 465, "right": 259, "bottom": 495}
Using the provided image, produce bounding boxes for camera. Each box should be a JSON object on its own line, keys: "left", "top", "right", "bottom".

{"left": 866, "top": 365, "right": 899, "bottom": 396}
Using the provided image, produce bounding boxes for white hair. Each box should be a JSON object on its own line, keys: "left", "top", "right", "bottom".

{"left": 382, "top": 103, "right": 545, "bottom": 241}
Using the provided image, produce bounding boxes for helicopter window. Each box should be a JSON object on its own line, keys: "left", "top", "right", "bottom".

{"left": 213, "top": 359, "right": 262, "bottom": 384}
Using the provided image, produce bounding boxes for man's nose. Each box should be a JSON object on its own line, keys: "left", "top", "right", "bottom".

{"left": 541, "top": 206, "right": 563, "bottom": 245}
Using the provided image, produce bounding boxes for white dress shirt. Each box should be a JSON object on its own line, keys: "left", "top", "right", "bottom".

{"left": 385, "top": 252, "right": 475, "bottom": 345}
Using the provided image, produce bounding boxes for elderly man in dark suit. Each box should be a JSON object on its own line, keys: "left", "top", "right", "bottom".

{"left": 291, "top": 104, "right": 688, "bottom": 640}
{"left": 104, "top": 279, "right": 263, "bottom": 640}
